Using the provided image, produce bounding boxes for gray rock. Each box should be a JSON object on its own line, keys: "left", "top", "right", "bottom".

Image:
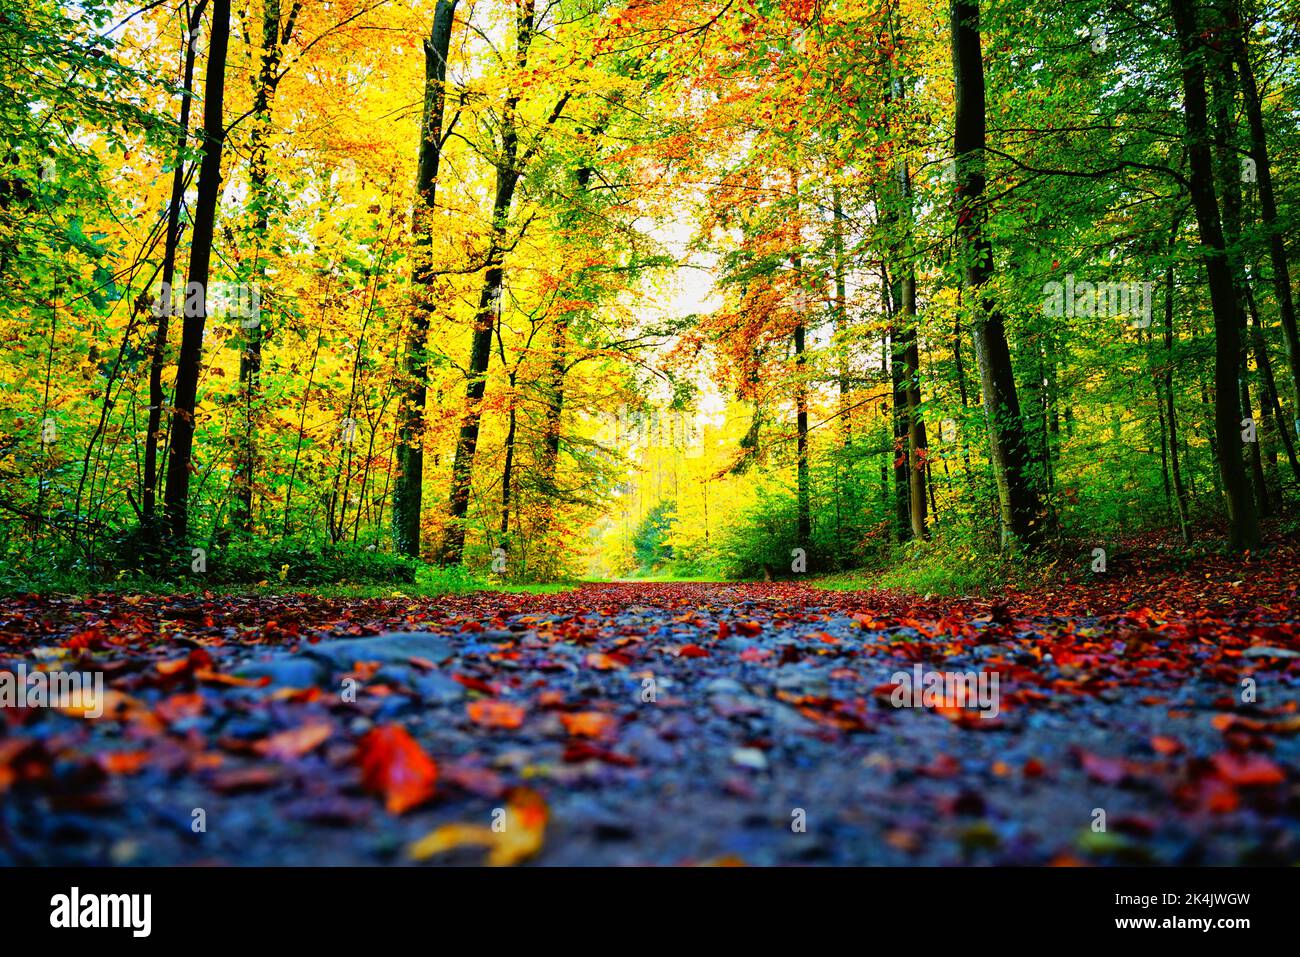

{"left": 775, "top": 669, "right": 830, "bottom": 697}
{"left": 304, "top": 631, "right": 454, "bottom": 670}
{"left": 704, "top": 677, "right": 746, "bottom": 695}
{"left": 1241, "top": 645, "right": 1300, "bottom": 658}
{"left": 234, "top": 657, "right": 328, "bottom": 688}
{"left": 411, "top": 670, "right": 465, "bottom": 704}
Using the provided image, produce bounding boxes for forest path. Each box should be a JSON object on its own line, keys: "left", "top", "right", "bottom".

{"left": 2, "top": 575, "right": 1298, "bottom": 865}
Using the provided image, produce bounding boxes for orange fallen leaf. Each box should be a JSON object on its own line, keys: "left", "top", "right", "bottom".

{"left": 95, "top": 750, "right": 151, "bottom": 775}
{"left": 1150, "top": 736, "right": 1184, "bottom": 756}
{"left": 255, "top": 721, "right": 333, "bottom": 760}
{"left": 560, "top": 711, "right": 617, "bottom": 739}
{"left": 358, "top": 724, "right": 438, "bottom": 814}
{"left": 1210, "top": 752, "right": 1286, "bottom": 787}
{"left": 467, "top": 699, "right": 526, "bottom": 730}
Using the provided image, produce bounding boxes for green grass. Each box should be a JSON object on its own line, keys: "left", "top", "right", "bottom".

{"left": 810, "top": 538, "right": 1051, "bottom": 597}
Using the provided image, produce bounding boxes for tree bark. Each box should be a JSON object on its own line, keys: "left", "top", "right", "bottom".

{"left": 162, "top": 0, "right": 231, "bottom": 545}
{"left": 950, "top": 0, "right": 1044, "bottom": 548}
{"left": 231, "top": 0, "right": 301, "bottom": 533}
{"left": 392, "top": 0, "right": 457, "bottom": 558}
{"left": 1228, "top": 0, "right": 1300, "bottom": 424}
{"left": 1211, "top": 55, "right": 1269, "bottom": 517}
{"left": 143, "top": 0, "right": 207, "bottom": 535}
{"left": 439, "top": 0, "right": 535, "bottom": 566}
{"left": 1163, "top": 220, "right": 1192, "bottom": 543}
{"left": 1169, "top": 0, "right": 1259, "bottom": 550}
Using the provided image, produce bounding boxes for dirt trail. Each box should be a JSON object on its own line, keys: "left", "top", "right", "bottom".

{"left": 1, "top": 581, "right": 1297, "bottom": 865}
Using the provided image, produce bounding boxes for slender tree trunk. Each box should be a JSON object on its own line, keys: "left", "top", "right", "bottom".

{"left": 795, "top": 310, "right": 811, "bottom": 547}
{"left": 232, "top": 0, "right": 300, "bottom": 533}
{"left": 1212, "top": 58, "right": 1270, "bottom": 517}
{"left": 393, "top": 0, "right": 457, "bottom": 558}
{"left": 950, "top": 0, "right": 1044, "bottom": 548}
{"left": 440, "top": 0, "right": 542, "bottom": 566}
{"left": 1247, "top": 281, "right": 1300, "bottom": 486}
{"left": 892, "top": 152, "right": 929, "bottom": 541}
{"left": 831, "top": 184, "right": 850, "bottom": 443}
{"left": 1164, "top": 222, "right": 1192, "bottom": 543}
{"left": 162, "top": 0, "right": 231, "bottom": 545}
{"left": 888, "top": 315, "right": 912, "bottom": 543}
{"left": 500, "top": 371, "right": 517, "bottom": 539}
{"left": 144, "top": 0, "right": 207, "bottom": 535}
{"left": 1228, "top": 0, "right": 1300, "bottom": 423}
{"left": 1170, "top": 0, "right": 1258, "bottom": 549}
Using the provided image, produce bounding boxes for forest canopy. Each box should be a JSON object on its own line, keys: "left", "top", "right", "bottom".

{"left": 2, "top": 0, "right": 1298, "bottom": 589}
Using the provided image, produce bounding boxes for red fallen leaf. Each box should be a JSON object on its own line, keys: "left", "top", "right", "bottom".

{"left": 467, "top": 699, "right": 525, "bottom": 730}
{"left": 441, "top": 761, "right": 506, "bottom": 799}
{"left": 1210, "top": 751, "right": 1285, "bottom": 787}
{"left": 739, "top": 646, "right": 771, "bottom": 663}
{"left": 155, "top": 692, "right": 204, "bottom": 723}
{"left": 561, "top": 711, "right": 616, "bottom": 739}
{"left": 1113, "top": 814, "right": 1158, "bottom": 837}
{"left": 1079, "top": 751, "right": 1127, "bottom": 785}
{"left": 1023, "top": 757, "right": 1046, "bottom": 778}
{"left": 1176, "top": 776, "right": 1240, "bottom": 814}
{"left": 921, "top": 753, "right": 961, "bottom": 778}
{"left": 64, "top": 627, "right": 106, "bottom": 651}
{"left": 1151, "top": 735, "right": 1184, "bottom": 756}
{"left": 586, "top": 652, "right": 629, "bottom": 670}
{"left": 255, "top": 721, "right": 332, "bottom": 760}
{"left": 717, "top": 621, "right": 731, "bottom": 640}
{"left": 453, "top": 673, "right": 497, "bottom": 695}
{"left": 357, "top": 724, "right": 438, "bottom": 814}
{"left": 211, "top": 766, "right": 283, "bottom": 794}
{"left": 95, "top": 750, "right": 150, "bottom": 775}
{"left": 734, "top": 621, "right": 763, "bottom": 637}
{"left": 460, "top": 621, "right": 484, "bottom": 633}
{"left": 562, "top": 741, "right": 636, "bottom": 766}
{"left": 156, "top": 648, "right": 213, "bottom": 676}
{"left": 677, "top": 643, "right": 709, "bottom": 658}
{"left": 0, "top": 739, "right": 48, "bottom": 793}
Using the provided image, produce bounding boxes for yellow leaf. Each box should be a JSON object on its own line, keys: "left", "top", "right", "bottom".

{"left": 408, "top": 788, "right": 547, "bottom": 866}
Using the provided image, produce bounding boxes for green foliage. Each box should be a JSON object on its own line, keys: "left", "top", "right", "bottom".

{"left": 196, "top": 539, "right": 418, "bottom": 586}
{"left": 632, "top": 500, "right": 676, "bottom": 572}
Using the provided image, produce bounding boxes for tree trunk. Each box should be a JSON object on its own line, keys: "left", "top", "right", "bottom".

{"left": 1164, "top": 221, "right": 1192, "bottom": 544}
{"left": 231, "top": 0, "right": 300, "bottom": 533}
{"left": 440, "top": 0, "right": 548, "bottom": 566}
{"left": 1228, "top": 0, "right": 1300, "bottom": 423}
{"left": 500, "top": 372, "right": 517, "bottom": 539}
{"left": 392, "top": 0, "right": 457, "bottom": 558}
{"left": 144, "top": 0, "right": 207, "bottom": 535}
{"left": 890, "top": 144, "right": 929, "bottom": 541}
{"left": 162, "top": 0, "right": 231, "bottom": 545}
{"left": 1169, "top": 0, "right": 1259, "bottom": 550}
{"left": 795, "top": 306, "right": 811, "bottom": 547}
{"left": 950, "top": 0, "right": 1044, "bottom": 548}
{"left": 1211, "top": 57, "right": 1270, "bottom": 517}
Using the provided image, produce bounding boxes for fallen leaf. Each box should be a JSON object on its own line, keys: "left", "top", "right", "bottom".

{"left": 407, "top": 788, "right": 547, "bottom": 866}
{"left": 467, "top": 699, "right": 526, "bottom": 730}
{"left": 357, "top": 724, "right": 438, "bottom": 814}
